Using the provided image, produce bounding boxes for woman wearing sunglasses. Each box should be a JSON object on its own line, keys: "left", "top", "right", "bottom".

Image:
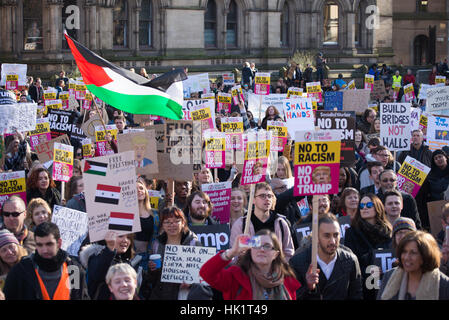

{"left": 344, "top": 193, "right": 392, "bottom": 300}
{"left": 200, "top": 229, "right": 300, "bottom": 300}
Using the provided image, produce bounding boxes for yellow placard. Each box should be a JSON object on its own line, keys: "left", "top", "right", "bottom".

{"left": 398, "top": 162, "right": 427, "bottom": 186}
{"left": 404, "top": 85, "right": 414, "bottom": 94}
{"left": 306, "top": 85, "right": 321, "bottom": 93}
{"left": 294, "top": 141, "right": 341, "bottom": 165}
{"left": 95, "top": 129, "right": 118, "bottom": 142}
{"left": 75, "top": 84, "right": 87, "bottom": 91}
{"left": 191, "top": 107, "right": 211, "bottom": 121}
{"left": 6, "top": 74, "right": 19, "bottom": 81}
{"left": 0, "top": 177, "right": 26, "bottom": 195}
{"left": 218, "top": 94, "right": 232, "bottom": 104}
{"left": 419, "top": 115, "right": 428, "bottom": 127}
{"left": 29, "top": 122, "right": 50, "bottom": 135}
{"left": 245, "top": 140, "right": 270, "bottom": 160}
{"left": 82, "top": 144, "right": 92, "bottom": 157}
{"left": 436, "top": 76, "right": 446, "bottom": 84}
{"left": 85, "top": 92, "right": 93, "bottom": 101}
{"left": 54, "top": 149, "right": 73, "bottom": 165}
{"left": 206, "top": 138, "right": 225, "bottom": 151}
{"left": 59, "top": 93, "right": 69, "bottom": 100}
{"left": 365, "top": 75, "right": 374, "bottom": 84}
{"left": 255, "top": 76, "right": 270, "bottom": 85}
{"left": 267, "top": 125, "right": 287, "bottom": 138}
{"left": 44, "top": 92, "right": 57, "bottom": 100}
{"left": 221, "top": 121, "right": 243, "bottom": 133}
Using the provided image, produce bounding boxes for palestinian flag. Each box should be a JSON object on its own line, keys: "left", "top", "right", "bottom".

{"left": 84, "top": 160, "right": 107, "bottom": 176}
{"left": 64, "top": 30, "right": 187, "bottom": 120}
{"left": 95, "top": 184, "right": 121, "bottom": 205}
{"left": 108, "top": 212, "right": 134, "bottom": 232}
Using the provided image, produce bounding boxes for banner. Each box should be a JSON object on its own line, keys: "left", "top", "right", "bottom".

{"left": 117, "top": 130, "right": 159, "bottom": 174}
{"left": 0, "top": 103, "right": 37, "bottom": 134}
{"left": 204, "top": 130, "right": 226, "bottom": 169}
{"left": 254, "top": 72, "right": 270, "bottom": 95}
{"left": 161, "top": 244, "right": 216, "bottom": 284}
{"left": 201, "top": 181, "right": 232, "bottom": 224}
{"left": 241, "top": 130, "right": 271, "bottom": 185}
{"left": 0, "top": 171, "right": 26, "bottom": 210}
{"left": 222, "top": 73, "right": 235, "bottom": 86}
{"left": 397, "top": 156, "right": 430, "bottom": 197}
{"left": 182, "top": 99, "right": 215, "bottom": 122}
{"left": 217, "top": 92, "right": 232, "bottom": 113}
{"left": 221, "top": 117, "right": 244, "bottom": 150}
{"left": 1, "top": 64, "right": 27, "bottom": 89}
{"left": 266, "top": 120, "right": 288, "bottom": 152}
{"left": 293, "top": 130, "right": 341, "bottom": 196}
{"left": 247, "top": 93, "right": 287, "bottom": 122}
{"left": 83, "top": 151, "right": 140, "bottom": 242}
{"left": 189, "top": 224, "right": 231, "bottom": 251}
{"left": 426, "top": 115, "right": 449, "bottom": 150}
{"left": 282, "top": 97, "right": 315, "bottom": 136}
{"left": 427, "top": 85, "right": 449, "bottom": 115}
{"left": 324, "top": 91, "right": 343, "bottom": 111}
{"left": 182, "top": 73, "right": 210, "bottom": 98}
{"left": 380, "top": 103, "right": 411, "bottom": 151}
{"left": 342, "top": 89, "right": 371, "bottom": 114}
{"left": 404, "top": 83, "right": 415, "bottom": 102}
{"left": 51, "top": 205, "right": 88, "bottom": 257}
{"left": 364, "top": 74, "right": 374, "bottom": 91}
{"left": 95, "top": 124, "right": 118, "bottom": 156}
{"left": 52, "top": 142, "right": 74, "bottom": 182}
{"left": 316, "top": 111, "right": 356, "bottom": 166}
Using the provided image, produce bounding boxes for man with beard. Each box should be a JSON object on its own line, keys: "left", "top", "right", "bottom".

{"left": 3, "top": 222, "right": 89, "bottom": 300}
{"left": 289, "top": 214, "right": 363, "bottom": 300}
{"left": 184, "top": 191, "right": 218, "bottom": 226}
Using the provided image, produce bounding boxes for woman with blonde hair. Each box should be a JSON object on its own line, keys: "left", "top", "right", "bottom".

{"left": 230, "top": 188, "right": 247, "bottom": 228}
{"left": 106, "top": 263, "right": 139, "bottom": 300}
{"left": 25, "top": 197, "right": 52, "bottom": 230}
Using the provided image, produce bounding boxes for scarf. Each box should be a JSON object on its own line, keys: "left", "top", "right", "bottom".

{"left": 247, "top": 264, "right": 291, "bottom": 300}
{"left": 381, "top": 267, "right": 440, "bottom": 300}
{"left": 15, "top": 226, "right": 28, "bottom": 245}
{"left": 358, "top": 218, "right": 391, "bottom": 246}
{"left": 34, "top": 250, "right": 67, "bottom": 272}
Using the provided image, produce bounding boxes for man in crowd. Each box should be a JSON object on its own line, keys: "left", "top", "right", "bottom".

{"left": 29, "top": 77, "right": 43, "bottom": 103}
{"left": 114, "top": 115, "right": 127, "bottom": 133}
{"left": 398, "top": 129, "right": 432, "bottom": 167}
{"left": 383, "top": 190, "right": 403, "bottom": 226}
{"left": 360, "top": 161, "right": 384, "bottom": 196}
{"left": 183, "top": 191, "right": 217, "bottom": 226}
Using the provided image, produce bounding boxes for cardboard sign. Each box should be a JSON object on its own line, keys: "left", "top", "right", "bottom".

{"left": 83, "top": 151, "right": 140, "bottom": 242}
{"left": 241, "top": 130, "right": 271, "bottom": 185}
{"left": 427, "top": 85, "right": 449, "bottom": 115}
{"left": 221, "top": 117, "right": 244, "bottom": 150}
{"left": 364, "top": 74, "right": 374, "bottom": 91}
{"left": 47, "top": 109, "right": 81, "bottom": 139}
{"left": 52, "top": 143, "right": 74, "bottom": 182}
{"left": 0, "top": 103, "right": 37, "bottom": 134}
{"left": 371, "top": 80, "right": 387, "bottom": 100}
{"left": 1, "top": 64, "right": 27, "bottom": 88}
{"left": 35, "top": 134, "right": 71, "bottom": 164}
{"left": 82, "top": 138, "right": 93, "bottom": 158}
{"left": 342, "top": 89, "right": 371, "bottom": 114}
{"left": 254, "top": 72, "right": 270, "bottom": 95}
{"left": 324, "top": 91, "right": 343, "bottom": 111}
{"left": 204, "top": 130, "right": 226, "bottom": 169}
{"left": 425, "top": 115, "right": 449, "bottom": 151}
{"left": 427, "top": 200, "right": 448, "bottom": 238}
{"left": 161, "top": 244, "right": 216, "bottom": 284}
{"left": 316, "top": 111, "right": 356, "bottom": 166}
{"left": 182, "top": 73, "right": 210, "bottom": 98}
{"left": 380, "top": 103, "right": 411, "bottom": 151}
{"left": 283, "top": 97, "right": 315, "bottom": 136}
{"left": 217, "top": 92, "right": 232, "bottom": 113}
{"left": 189, "top": 224, "right": 231, "bottom": 251}
{"left": 267, "top": 120, "right": 288, "bottom": 152}
{"left": 231, "top": 85, "right": 244, "bottom": 105}
{"left": 95, "top": 125, "right": 118, "bottom": 156}
{"left": 222, "top": 73, "right": 235, "bottom": 86}
{"left": 295, "top": 215, "right": 351, "bottom": 244}
{"left": 117, "top": 130, "right": 159, "bottom": 174}
{"left": 0, "top": 171, "right": 26, "bottom": 209}
{"left": 201, "top": 181, "right": 232, "bottom": 223}
{"left": 247, "top": 93, "right": 287, "bottom": 122}
{"left": 397, "top": 156, "right": 430, "bottom": 197}
{"left": 293, "top": 130, "right": 341, "bottom": 196}
{"left": 51, "top": 205, "right": 88, "bottom": 257}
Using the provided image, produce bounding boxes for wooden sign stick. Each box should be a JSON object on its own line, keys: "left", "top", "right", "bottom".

{"left": 244, "top": 183, "right": 255, "bottom": 235}
{"left": 167, "top": 179, "right": 175, "bottom": 207}
{"left": 311, "top": 195, "right": 319, "bottom": 273}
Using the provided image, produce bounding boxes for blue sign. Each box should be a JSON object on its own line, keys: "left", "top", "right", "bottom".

{"left": 324, "top": 91, "right": 343, "bottom": 110}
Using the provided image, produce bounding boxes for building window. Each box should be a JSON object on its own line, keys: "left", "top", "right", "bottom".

{"left": 62, "top": 0, "right": 79, "bottom": 50}
{"left": 205, "top": 0, "right": 217, "bottom": 47}
{"left": 323, "top": 2, "right": 339, "bottom": 45}
{"left": 417, "top": 0, "right": 428, "bottom": 12}
{"left": 114, "top": 0, "right": 128, "bottom": 47}
{"left": 226, "top": 0, "right": 237, "bottom": 47}
{"left": 23, "top": 0, "right": 43, "bottom": 51}
{"left": 281, "top": 2, "right": 289, "bottom": 47}
{"left": 139, "top": 0, "right": 153, "bottom": 47}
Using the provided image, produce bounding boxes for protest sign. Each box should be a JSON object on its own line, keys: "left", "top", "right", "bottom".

{"left": 373, "top": 249, "right": 396, "bottom": 275}
{"left": 161, "top": 244, "right": 216, "bottom": 284}
{"left": 51, "top": 205, "right": 88, "bottom": 257}
{"left": 419, "top": 113, "right": 428, "bottom": 136}
{"left": 148, "top": 190, "right": 160, "bottom": 210}
{"left": 0, "top": 171, "right": 26, "bottom": 209}
{"left": 254, "top": 73, "right": 270, "bottom": 95}
{"left": 59, "top": 92, "right": 70, "bottom": 109}
{"left": 217, "top": 92, "right": 232, "bottom": 113}
{"left": 43, "top": 88, "right": 57, "bottom": 101}
{"left": 282, "top": 97, "right": 315, "bottom": 136}
{"left": 45, "top": 99, "right": 63, "bottom": 111}
{"left": 204, "top": 130, "right": 226, "bottom": 169}
{"left": 324, "top": 91, "right": 343, "bottom": 110}
{"left": 427, "top": 200, "right": 448, "bottom": 239}
{"left": 436, "top": 75, "right": 446, "bottom": 84}
{"left": 145, "top": 124, "right": 165, "bottom": 153}
{"left": 201, "top": 93, "right": 215, "bottom": 99}
{"left": 222, "top": 73, "right": 235, "bottom": 86}
{"left": 47, "top": 109, "right": 80, "bottom": 139}
{"left": 117, "top": 130, "right": 159, "bottom": 174}
{"left": 427, "top": 85, "right": 449, "bottom": 115}
{"left": 364, "top": 74, "right": 374, "bottom": 91}
{"left": 371, "top": 80, "right": 387, "bottom": 100}
{"left": 231, "top": 85, "right": 244, "bottom": 105}
{"left": 306, "top": 82, "right": 322, "bottom": 104}
{"left": 426, "top": 115, "right": 449, "bottom": 151}
{"left": 201, "top": 181, "right": 232, "bottom": 223}
{"left": 316, "top": 111, "right": 356, "bottom": 166}
{"left": 397, "top": 156, "right": 430, "bottom": 197}
{"left": 182, "top": 99, "right": 215, "bottom": 122}
{"left": 1, "top": 64, "right": 27, "bottom": 89}
{"left": 418, "top": 83, "right": 444, "bottom": 100}
{"left": 191, "top": 103, "right": 215, "bottom": 133}
{"left": 0, "top": 136, "right": 4, "bottom": 171}
{"left": 95, "top": 124, "right": 118, "bottom": 156}
{"left": 241, "top": 130, "right": 271, "bottom": 185}
{"left": 293, "top": 130, "right": 341, "bottom": 196}
{"left": 82, "top": 138, "right": 93, "bottom": 158}
{"left": 35, "top": 134, "right": 71, "bottom": 164}
{"left": 266, "top": 120, "right": 288, "bottom": 152}
{"left": 342, "top": 89, "right": 371, "bottom": 114}
{"left": 380, "top": 103, "right": 411, "bottom": 151}
{"left": 0, "top": 103, "right": 37, "bottom": 134}
{"left": 404, "top": 83, "right": 415, "bottom": 102}
{"left": 182, "top": 73, "right": 210, "bottom": 98}
{"left": 83, "top": 151, "right": 140, "bottom": 242}
{"left": 81, "top": 114, "right": 105, "bottom": 140}
{"left": 52, "top": 143, "right": 74, "bottom": 183}
{"left": 82, "top": 92, "right": 93, "bottom": 110}
{"left": 346, "top": 80, "right": 356, "bottom": 90}
{"left": 294, "top": 215, "right": 351, "bottom": 244}
{"left": 68, "top": 79, "right": 76, "bottom": 96}
{"left": 221, "top": 117, "right": 244, "bottom": 150}
{"left": 247, "top": 93, "right": 287, "bottom": 122}
{"left": 410, "top": 108, "right": 422, "bottom": 133}
{"left": 75, "top": 80, "right": 87, "bottom": 100}
{"left": 287, "top": 87, "right": 304, "bottom": 98}
{"left": 392, "top": 82, "right": 401, "bottom": 101}
{"left": 189, "top": 224, "right": 231, "bottom": 251}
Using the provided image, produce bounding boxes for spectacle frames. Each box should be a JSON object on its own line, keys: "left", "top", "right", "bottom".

{"left": 359, "top": 202, "right": 374, "bottom": 209}
{"left": 255, "top": 193, "right": 273, "bottom": 200}
{"left": 2, "top": 210, "right": 24, "bottom": 217}
{"left": 253, "top": 243, "right": 276, "bottom": 252}
{"left": 163, "top": 220, "right": 182, "bottom": 226}
{"left": 381, "top": 179, "right": 396, "bottom": 183}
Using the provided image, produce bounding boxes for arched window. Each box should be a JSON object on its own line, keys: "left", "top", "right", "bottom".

{"left": 226, "top": 0, "right": 237, "bottom": 47}
{"left": 323, "top": 2, "right": 339, "bottom": 45}
{"left": 280, "top": 2, "right": 289, "bottom": 47}
{"left": 23, "top": 0, "right": 43, "bottom": 51}
{"left": 139, "top": 0, "right": 153, "bottom": 47}
{"left": 205, "top": 0, "right": 217, "bottom": 48}
{"left": 113, "top": 0, "right": 128, "bottom": 47}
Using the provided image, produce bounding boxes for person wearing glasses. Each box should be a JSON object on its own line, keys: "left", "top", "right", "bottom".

{"left": 377, "top": 170, "right": 422, "bottom": 230}
{"left": 344, "top": 193, "right": 392, "bottom": 300}
{"left": 359, "top": 146, "right": 399, "bottom": 190}
{"left": 0, "top": 196, "right": 36, "bottom": 255}
{"left": 230, "top": 182, "right": 295, "bottom": 261}
{"left": 200, "top": 229, "right": 300, "bottom": 300}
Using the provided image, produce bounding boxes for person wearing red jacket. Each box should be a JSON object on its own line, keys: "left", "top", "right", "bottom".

{"left": 403, "top": 69, "right": 416, "bottom": 85}
{"left": 199, "top": 230, "right": 300, "bottom": 300}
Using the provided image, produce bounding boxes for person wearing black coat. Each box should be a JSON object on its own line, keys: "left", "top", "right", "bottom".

{"left": 426, "top": 149, "right": 449, "bottom": 202}
{"left": 241, "top": 62, "right": 252, "bottom": 86}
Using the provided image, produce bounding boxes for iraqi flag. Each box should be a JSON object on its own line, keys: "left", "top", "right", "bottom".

{"left": 64, "top": 30, "right": 187, "bottom": 120}
{"left": 84, "top": 160, "right": 107, "bottom": 176}
{"left": 108, "top": 212, "right": 134, "bottom": 231}
{"left": 95, "top": 184, "right": 121, "bottom": 205}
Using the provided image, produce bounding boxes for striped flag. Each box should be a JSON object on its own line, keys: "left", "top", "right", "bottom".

{"left": 109, "top": 212, "right": 134, "bottom": 231}
{"left": 95, "top": 184, "right": 121, "bottom": 205}
{"left": 84, "top": 160, "right": 108, "bottom": 176}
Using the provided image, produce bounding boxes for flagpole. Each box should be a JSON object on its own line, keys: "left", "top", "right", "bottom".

{"left": 244, "top": 184, "right": 255, "bottom": 235}
{"left": 311, "top": 195, "right": 319, "bottom": 274}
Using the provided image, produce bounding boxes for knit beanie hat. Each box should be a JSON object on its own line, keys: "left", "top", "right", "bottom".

{"left": 392, "top": 217, "right": 416, "bottom": 237}
{"left": 0, "top": 229, "right": 19, "bottom": 248}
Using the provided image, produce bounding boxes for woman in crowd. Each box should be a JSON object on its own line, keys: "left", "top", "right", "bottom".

{"left": 271, "top": 156, "right": 294, "bottom": 190}
{"left": 427, "top": 149, "right": 449, "bottom": 201}
{"left": 4, "top": 131, "right": 30, "bottom": 172}
{"left": 26, "top": 167, "right": 61, "bottom": 210}
{"left": 230, "top": 188, "right": 247, "bottom": 228}
{"left": 338, "top": 167, "right": 354, "bottom": 195}
{"left": 25, "top": 198, "right": 52, "bottom": 230}
{"left": 64, "top": 175, "right": 84, "bottom": 203}
{"left": 336, "top": 187, "right": 360, "bottom": 221}
{"left": 369, "top": 118, "right": 381, "bottom": 135}
{"left": 72, "top": 159, "right": 82, "bottom": 176}
{"left": 106, "top": 263, "right": 139, "bottom": 300}
{"left": 192, "top": 166, "right": 214, "bottom": 192}
{"left": 260, "top": 106, "right": 283, "bottom": 130}
{"left": 355, "top": 129, "right": 369, "bottom": 161}
{"left": 200, "top": 229, "right": 300, "bottom": 300}
{"left": 357, "top": 108, "right": 377, "bottom": 134}
{"left": 378, "top": 231, "right": 449, "bottom": 300}
{"left": 0, "top": 230, "right": 29, "bottom": 279}
{"left": 134, "top": 178, "right": 157, "bottom": 254}
{"left": 344, "top": 193, "right": 392, "bottom": 299}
